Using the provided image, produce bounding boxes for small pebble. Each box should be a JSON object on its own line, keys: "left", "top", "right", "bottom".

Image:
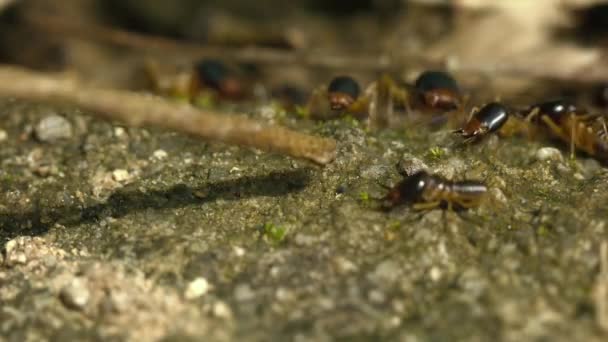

{"left": 535, "top": 147, "right": 563, "bottom": 162}
{"left": 580, "top": 158, "right": 602, "bottom": 178}
{"left": 13, "top": 252, "right": 27, "bottom": 265}
{"left": 114, "top": 127, "right": 126, "bottom": 138}
{"left": 440, "top": 157, "right": 468, "bottom": 179}
{"left": 429, "top": 266, "right": 442, "bottom": 281}
{"left": 112, "top": 169, "right": 130, "bottom": 182}
{"left": 152, "top": 149, "right": 168, "bottom": 160}
{"left": 184, "top": 277, "right": 210, "bottom": 299}
{"left": 294, "top": 233, "right": 317, "bottom": 247}
{"left": 490, "top": 187, "right": 508, "bottom": 205}
{"left": 333, "top": 256, "right": 357, "bottom": 274}
{"left": 234, "top": 284, "right": 255, "bottom": 302}
{"left": 368, "top": 260, "right": 401, "bottom": 285}
{"left": 360, "top": 164, "right": 389, "bottom": 180}
{"left": 233, "top": 246, "right": 245, "bottom": 257}
{"left": 60, "top": 278, "right": 90, "bottom": 310}
{"left": 368, "top": 289, "right": 386, "bottom": 303}
{"left": 397, "top": 155, "right": 428, "bottom": 176}
{"left": 34, "top": 115, "right": 73, "bottom": 142}
{"left": 5, "top": 239, "right": 17, "bottom": 254}
{"left": 212, "top": 301, "right": 233, "bottom": 319}
{"left": 275, "top": 287, "right": 296, "bottom": 302}
{"left": 0, "top": 129, "right": 7, "bottom": 142}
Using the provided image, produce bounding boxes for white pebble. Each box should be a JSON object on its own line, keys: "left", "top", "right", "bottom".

{"left": 35, "top": 115, "right": 73, "bottom": 142}
{"left": 212, "top": 301, "right": 233, "bottom": 319}
{"left": 233, "top": 246, "right": 245, "bottom": 257}
{"left": 490, "top": 187, "right": 508, "bottom": 205}
{"left": 184, "top": 277, "right": 210, "bottom": 299}
{"left": 112, "top": 169, "right": 130, "bottom": 182}
{"left": 114, "top": 127, "right": 126, "bottom": 138}
{"left": 429, "top": 266, "right": 442, "bottom": 281}
{"left": 535, "top": 147, "right": 563, "bottom": 162}
{"left": 153, "top": 149, "right": 168, "bottom": 160}
{"left": 234, "top": 284, "right": 255, "bottom": 301}
{"left": 60, "top": 278, "right": 90, "bottom": 310}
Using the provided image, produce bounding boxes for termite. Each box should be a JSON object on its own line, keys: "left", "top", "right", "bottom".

{"left": 382, "top": 170, "right": 487, "bottom": 211}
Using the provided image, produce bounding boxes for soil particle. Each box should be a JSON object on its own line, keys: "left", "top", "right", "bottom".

{"left": 34, "top": 114, "right": 73, "bottom": 142}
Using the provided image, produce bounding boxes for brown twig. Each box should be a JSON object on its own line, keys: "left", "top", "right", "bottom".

{"left": 0, "top": 66, "right": 337, "bottom": 164}
{"left": 25, "top": 11, "right": 398, "bottom": 72}
{"left": 25, "top": 12, "right": 608, "bottom": 83}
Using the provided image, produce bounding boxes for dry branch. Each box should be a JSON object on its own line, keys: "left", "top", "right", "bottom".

{"left": 0, "top": 66, "right": 337, "bottom": 164}
{"left": 26, "top": 12, "right": 608, "bottom": 82}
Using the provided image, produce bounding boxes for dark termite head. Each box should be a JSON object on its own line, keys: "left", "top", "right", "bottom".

{"left": 414, "top": 70, "right": 461, "bottom": 110}
{"left": 382, "top": 170, "right": 431, "bottom": 208}
{"left": 195, "top": 59, "right": 228, "bottom": 90}
{"left": 328, "top": 76, "right": 360, "bottom": 110}
{"left": 194, "top": 59, "right": 243, "bottom": 98}
{"left": 530, "top": 99, "right": 579, "bottom": 123}
{"left": 454, "top": 102, "right": 509, "bottom": 139}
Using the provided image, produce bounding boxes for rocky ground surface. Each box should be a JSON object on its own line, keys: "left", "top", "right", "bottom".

{"left": 0, "top": 92, "right": 608, "bottom": 341}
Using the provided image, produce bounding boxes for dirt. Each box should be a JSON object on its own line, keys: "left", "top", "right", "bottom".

{"left": 0, "top": 89, "right": 607, "bottom": 341}
{"left": 1, "top": 1, "right": 608, "bottom": 341}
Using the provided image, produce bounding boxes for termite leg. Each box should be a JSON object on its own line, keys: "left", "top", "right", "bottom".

{"left": 467, "top": 106, "right": 480, "bottom": 121}
{"left": 348, "top": 96, "right": 371, "bottom": 119}
{"left": 453, "top": 198, "right": 482, "bottom": 209}
{"left": 540, "top": 115, "right": 569, "bottom": 142}
{"left": 570, "top": 113, "right": 576, "bottom": 160}
{"left": 524, "top": 107, "right": 540, "bottom": 122}
{"left": 413, "top": 201, "right": 441, "bottom": 211}
{"left": 524, "top": 107, "right": 541, "bottom": 140}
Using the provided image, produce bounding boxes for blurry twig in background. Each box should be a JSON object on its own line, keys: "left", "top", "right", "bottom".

{"left": 0, "top": 0, "right": 17, "bottom": 12}
{"left": 25, "top": 11, "right": 608, "bottom": 83}
{"left": 0, "top": 66, "right": 337, "bottom": 164}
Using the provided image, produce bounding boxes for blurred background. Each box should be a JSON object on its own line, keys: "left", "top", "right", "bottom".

{"left": 0, "top": 0, "right": 606, "bottom": 98}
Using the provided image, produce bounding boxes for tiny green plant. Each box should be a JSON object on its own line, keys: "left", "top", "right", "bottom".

{"left": 358, "top": 191, "right": 370, "bottom": 202}
{"left": 428, "top": 146, "right": 445, "bottom": 160}
{"left": 294, "top": 105, "right": 309, "bottom": 119}
{"left": 192, "top": 93, "right": 214, "bottom": 108}
{"left": 387, "top": 220, "right": 401, "bottom": 230}
{"left": 341, "top": 114, "right": 360, "bottom": 127}
{"left": 262, "top": 223, "right": 287, "bottom": 244}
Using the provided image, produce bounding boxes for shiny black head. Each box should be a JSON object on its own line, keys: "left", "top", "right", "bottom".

{"left": 328, "top": 76, "right": 360, "bottom": 98}
{"left": 383, "top": 170, "right": 430, "bottom": 207}
{"left": 532, "top": 99, "right": 579, "bottom": 122}
{"left": 195, "top": 59, "right": 229, "bottom": 89}
{"left": 414, "top": 70, "right": 459, "bottom": 94}
{"left": 476, "top": 102, "right": 509, "bottom": 133}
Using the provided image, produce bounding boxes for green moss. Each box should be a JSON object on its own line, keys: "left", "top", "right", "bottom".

{"left": 387, "top": 220, "right": 401, "bottom": 230}
{"left": 427, "top": 146, "right": 445, "bottom": 160}
{"left": 341, "top": 114, "right": 361, "bottom": 127}
{"left": 192, "top": 93, "right": 214, "bottom": 108}
{"left": 294, "top": 105, "right": 309, "bottom": 119}
{"left": 262, "top": 223, "right": 287, "bottom": 244}
{"left": 358, "top": 191, "right": 370, "bottom": 202}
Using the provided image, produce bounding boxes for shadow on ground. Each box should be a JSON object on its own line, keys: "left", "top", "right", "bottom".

{"left": 0, "top": 168, "right": 312, "bottom": 247}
